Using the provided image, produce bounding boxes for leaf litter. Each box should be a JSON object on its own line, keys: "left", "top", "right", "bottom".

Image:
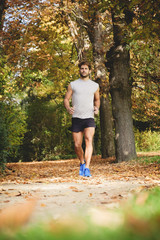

{"left": 0, "top": 153, "right": 160, "bottom": 232}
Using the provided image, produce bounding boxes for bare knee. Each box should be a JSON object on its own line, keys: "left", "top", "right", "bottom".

{"left": 74, "top": 141, "right": 82, "bottom": 150}
{"left": 85, "top": 136, "right": 93, "bottom": 146}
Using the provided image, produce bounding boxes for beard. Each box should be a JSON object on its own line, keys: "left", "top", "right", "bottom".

{"left": 80, "top": 72, "right": 90, "bottom": 78}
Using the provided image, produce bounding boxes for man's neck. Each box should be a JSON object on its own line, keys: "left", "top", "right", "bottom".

{"left": 80, "top": 77, "right": 90, "bottom": 81}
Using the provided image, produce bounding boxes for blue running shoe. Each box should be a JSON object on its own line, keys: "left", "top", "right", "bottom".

{"left": 79, "top": 161, "right": 86, "bottom": 176}
{"left": 84, "top": 168, "right": 92, "bottom": 177}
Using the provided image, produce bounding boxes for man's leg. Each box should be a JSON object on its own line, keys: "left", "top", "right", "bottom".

{"left": 84, "top": 127, "right": 95, "bottom": 168}
{"left": 72, "top": 131, "right": 84, "bottom": 164}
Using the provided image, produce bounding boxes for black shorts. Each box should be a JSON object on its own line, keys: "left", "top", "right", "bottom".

{"left": 70, "top": 118, "right": 96, "bottom": 132}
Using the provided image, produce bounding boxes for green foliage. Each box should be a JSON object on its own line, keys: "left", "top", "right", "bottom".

{"left": 137, "top": 156, "right": 160, "bottom": 164}
{"left": 134, "top": 130, "right": 160, "bottom": 152}
{"left": 0, "top": 101, "right": 28, "bottom": 165}
{"left": 21, "top": 98, "right": 75, "bottom": 162}
{"left": 0, "top": 53, "right": 28, "bottom": 166}
{"left": 0, "top": 103, "right": 9, "bottom": 170}
{"left": 43, "top": 154, "right": 77, "bottom": 161}
{"left": 5, "top": 103, "right": 27, "bottom": 161}
{"left": 131, "top": 40, "right": 160, "bottom": 126}
{"left": 127, "top": 187, "right": 160, "bottom": 223}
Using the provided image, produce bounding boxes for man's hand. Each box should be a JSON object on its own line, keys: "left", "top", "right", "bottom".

{"left": 67, "top": 106, "right": 74, "bottom": 115}
{"left": 94, "top": 106, "right": 99, "bottom": 115}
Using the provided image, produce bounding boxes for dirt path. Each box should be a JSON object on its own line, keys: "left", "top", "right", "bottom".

{"left": 0, "top": 180, "right": 147, "bottom": 222}
{"left": 0, "top": 154, "right": 160, "bottom": 225}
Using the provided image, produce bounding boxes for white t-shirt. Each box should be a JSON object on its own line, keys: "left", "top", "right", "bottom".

{"left": 70, "top": 78, "right": 99, "bottom": 119}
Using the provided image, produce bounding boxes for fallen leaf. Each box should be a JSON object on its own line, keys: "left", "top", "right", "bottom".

{"left": 69, "top": 186, "right": 83, "bottom": 192}
{"left": 100, "top": 192, "right": 108, "bottom": 195}
{"left": 5, "top": 191, "right": 22, "bottom": 197}
{"left": 40, "top": 203, "right": 46, "bottom": 207}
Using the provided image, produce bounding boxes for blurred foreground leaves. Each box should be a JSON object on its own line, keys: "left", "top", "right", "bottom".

{"left": 0, "top": 187, "right": 160, "bottom": 239}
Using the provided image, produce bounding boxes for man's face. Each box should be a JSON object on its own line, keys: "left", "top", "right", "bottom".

{"left": 79, "top": 65, "right": 91, "bottom": 78}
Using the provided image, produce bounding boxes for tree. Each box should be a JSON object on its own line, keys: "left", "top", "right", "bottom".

{"left": 127, "top": 0, "right": 160, "bottom": 131}
{"left": 60, "top": 0, "right": 115, "bottom": 157}
{"left": 0, "top": 0, "right": 6, "bottom": 29}
{"left": 0, "top": 0, "right": 8, "bottom": 170}
{"left": 105, "top": 0, "right": 160, "bottom": 161}
{"left": 0, "top": 104, "right": 8, "bottom": 170}
{"left": 131, "top": 39, "right": 160, "bottom": 131}
{"left": 106, "top": 4, "right": 137, "bottom": 162}
{"left": 87, "top": 6, "right": 115, "bottom": 157}
{"left": 1, "top": 0, "right": 159, "bottom": 164}
{"left": 2, "top": 1, "right": 80, "bottom": 161}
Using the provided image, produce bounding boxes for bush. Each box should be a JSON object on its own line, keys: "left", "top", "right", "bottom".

{"left": 134, "top": 130, "right": 160, "bottom": 152}
{"left": 21, "top": 99, "right": 74, "bottom": 162}
{"left": 0, "top": 111, "right": 9, "bottom": 171}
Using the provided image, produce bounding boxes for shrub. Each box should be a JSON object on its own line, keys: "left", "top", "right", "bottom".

{"left": 0, "top": 105, "right": 9, "bottom": 171}
{"left": 134, "top": 129, "right": 160, "bottom": 152}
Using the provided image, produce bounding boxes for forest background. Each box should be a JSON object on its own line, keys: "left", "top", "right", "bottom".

{"left": 0, "top": 0, "right": 160, "bottom": 169}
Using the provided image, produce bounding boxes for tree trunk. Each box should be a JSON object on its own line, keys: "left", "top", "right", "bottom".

{"left": 106, "top": 12, "right": 136, "bottom": 162}
{"left": 87, "top": 11, "right": 115, "bottom": 158}
{"left": 0, "top": 0, "right": 6, "bottom": 51}
{"left": 0, "top": 0, "right": 6, "bottom": 30}
{"left": 100, "top": 96, "right": 115, "bottom": 157}
{"left": 0, "top": 0, "right": 6, "bottom": 49}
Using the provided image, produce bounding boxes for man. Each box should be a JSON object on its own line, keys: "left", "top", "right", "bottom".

{"left": 64, "top": 61, "right": 100, "bottom": 177}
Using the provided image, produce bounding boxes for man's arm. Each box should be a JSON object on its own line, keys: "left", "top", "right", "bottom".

{"left": 64, "top": 84, "right": 74, "bottom": 115}
{"left": 94, "top": 88, "right": 100, "bottom": 115}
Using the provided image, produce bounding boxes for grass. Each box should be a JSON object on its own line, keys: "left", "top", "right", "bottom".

{"left": 137, "top": 156, "right": 160, "bottom": 164}
{"left": 1, "top": 187, "right": 160, "bottom": 240}
{"left": 43, "top": 154, "right": 77, "bottom": 161}
{"left": 135, "top": 130, "right": 160, "bottom": 152}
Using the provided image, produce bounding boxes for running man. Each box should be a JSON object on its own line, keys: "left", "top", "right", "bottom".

{"left": 64, "top": 61, "right": 100, "bottom": 177}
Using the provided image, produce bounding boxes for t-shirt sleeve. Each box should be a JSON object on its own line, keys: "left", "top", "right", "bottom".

{"left": 70, "top": 81, "right": 74, "bottom": 91}
{"left": 94, "top": 82, "right": 99, "bottom": 92}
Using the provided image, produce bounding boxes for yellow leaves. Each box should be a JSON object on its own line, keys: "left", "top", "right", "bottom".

{"left": 29, "top": 36, "right": 38, "bottom": 41}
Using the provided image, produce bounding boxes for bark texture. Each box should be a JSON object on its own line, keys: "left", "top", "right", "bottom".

{"left": 100, "top": 96, "right": 115, "bottom": 157}
{"left": 0, "top": 0, "right": 6, "bottom": 30}
{"left": 0, "top": 0, "right": 6, "bottom": 50}
{"left": 87, "top": 10, "right": 115, "bottom": 158}
{"left": 106, "top": 12, "right": 136, "bottom": 162}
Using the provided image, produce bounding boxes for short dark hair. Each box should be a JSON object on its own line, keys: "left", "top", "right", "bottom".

{"left": 78, "top": 61, "right": 92, "bottom": 70}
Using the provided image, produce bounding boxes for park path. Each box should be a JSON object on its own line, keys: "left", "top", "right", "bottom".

{"left": 0, "top": 153, "right": 160, "bottom": 226}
